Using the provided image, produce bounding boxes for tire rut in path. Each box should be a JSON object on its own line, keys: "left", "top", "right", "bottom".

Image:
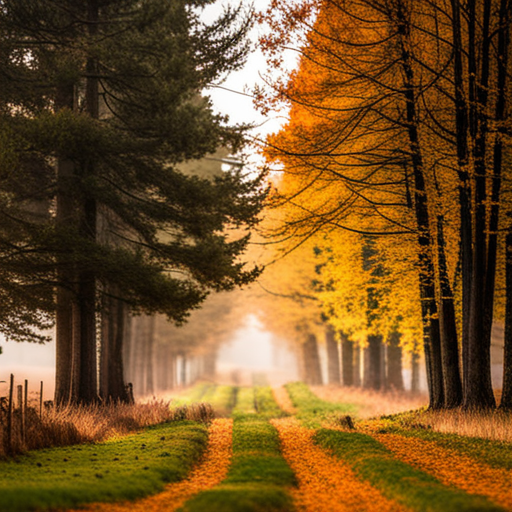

{"left": 271, "top": 418, "right": 409, "bottom": 512}
{"left": 373, "top": 432, "right": 512, "bottom": 511}
{"left": 73, "top": 418, "right": 233, "bottom": 512}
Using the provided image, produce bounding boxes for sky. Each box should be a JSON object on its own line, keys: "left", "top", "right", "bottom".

{"left": 201, "top": 1, "right": 297, "bottom": 166}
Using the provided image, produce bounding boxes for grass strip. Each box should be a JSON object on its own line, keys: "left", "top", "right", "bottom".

{"left": 179, "top": 414, "right": 296, "bottom": 512}
{"left": 254, "top": 386, "right": 288, "bottom": 419}
{"left": 232, "top": 387, "right": 257, "bottom": 418}
{"left": 285, "top": 382, "right": 357, "bottom": 427}
{"left": 170, "top": 383, "right": 213, "bottom": 407}
{"left": 0, "top": 421, "right": 208, "bottom": 512}
{"left": 314, "top": 428, "right": 504, "bottom": 512}
{"left": 371, "top": 412, "right": 512, "bottom": 471}
{"left": 207, "top": 385, "right": 237, "bottom": 417}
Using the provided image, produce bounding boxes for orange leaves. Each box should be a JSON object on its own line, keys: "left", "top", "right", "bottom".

{"left": 272, "top": 386, "right": 297, "bottom": 414}
{"left": 271, "top": 418, "right": 408, "bottom": 512}
{"left": 373, "top": 432, "right": 512, "bottom": 511}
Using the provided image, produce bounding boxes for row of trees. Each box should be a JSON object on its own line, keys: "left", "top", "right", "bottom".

{"left": 257, "top": 0, "right": 511, "bottom": 409}
{"left": 250, "top": 234, "right": 419, "bottom": 392}
{"left": 0, "top": 0, "right": 265, "bottom": 404}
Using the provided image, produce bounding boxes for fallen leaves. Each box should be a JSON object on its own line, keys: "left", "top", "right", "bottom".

{"left": 271, "top": 417, "right": 408, "bottom": 512}
{"left": 373, "top": 432, "right": 512, "bottom": 510}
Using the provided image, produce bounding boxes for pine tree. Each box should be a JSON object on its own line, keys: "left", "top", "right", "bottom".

{"left": 0, "top": 0, "right": 265, "bottom": 404}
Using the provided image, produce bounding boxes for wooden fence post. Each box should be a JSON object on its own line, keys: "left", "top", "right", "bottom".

{"left": 17, "top": 385, "right": 23, "bottom": 445}
{"left": 39, "top": 381, "right": 43, "bottom": 418}
{"left": 7, "top": 374, "right": 13, "bottom": 453}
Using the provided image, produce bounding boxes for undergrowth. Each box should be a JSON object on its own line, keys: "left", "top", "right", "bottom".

{"left": 0, "top": 399, "right": 213, "bottom": 458}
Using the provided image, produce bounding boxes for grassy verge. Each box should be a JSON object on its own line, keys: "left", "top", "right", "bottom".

{"left": 0, "top": 421, "right": 208, "bottom": 512}
{"left": 180, "top": 395, "right": 295, "bottom": 512}
{"left": 370, "top": 411, "right": 512, "bottom": 471}
{"left": 314, "top": 428, "right": 503, "bottom": 512}
{"left": 285, "top": 382, "right": 357, "bottom": 427}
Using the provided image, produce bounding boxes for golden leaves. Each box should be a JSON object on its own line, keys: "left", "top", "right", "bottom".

{"left": 373, "top": 432, "right": 512, "bottom": 510}
{"left": 271, "top": 417, "right": 408, "bottom": 512}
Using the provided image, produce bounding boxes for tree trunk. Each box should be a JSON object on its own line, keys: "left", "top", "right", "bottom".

{"left": 353, "top": 344, "right": 361, "bottom": 387}
{"left": 387, "top": 331, "right": 404, "bottom": 391}
{"left": 144, "top": 315, "right": 156, "bottom": 396}
{"left": 75, "top": 0, "right": 101, "bottom": 404}
{"left": 411, "top": 351, "right": 420, "bottom": 393}
{"left": 180, "top": 354, "right": 187, "bottom": 387}
{"left": 437, "top": 216, "right": 462, "bottom": 407}
{"left": 501, "top": 230, "right": 512, "bottom": 409}
{"left": 325, "top": 325, "right": 340, "bottom": 385}
{"left": 394, "top": 2, "right": 444, "bottom": 408}
{"left": 302, "top": 334, "right": 323, "bottom": 385}
{"left": 204, "top": 349, "right": 217, "bottom": 379}
{"left": 340, "top": 332, "right": 354, "bottom": 386}
{"left": 100, "top": 295, "right": 129, "bottom": 403}
{"left": 54, "top": 80, "right": 79, "bottom": 406}
{"left": 363, "top": 335, "right": 382, "bottom": 390}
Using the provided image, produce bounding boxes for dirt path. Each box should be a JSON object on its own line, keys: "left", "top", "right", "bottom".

{"left": 271, "top": 418, "right": 409, "bottom": 512}
{"left": 373, "top": 432, "right": 512, "bottom": 511}
{"left": 74, "top": 418, "right": 233, "bottom": 512}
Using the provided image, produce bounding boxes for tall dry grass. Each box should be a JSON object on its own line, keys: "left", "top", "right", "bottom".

{"left": 400, "top": 408, "right": 512, "bottom": 442}
{"left": 311, "top": 385, "right": 428, "bottom": 419}
{"left": 0, "top": 400, "right": 213, "bottom": 458}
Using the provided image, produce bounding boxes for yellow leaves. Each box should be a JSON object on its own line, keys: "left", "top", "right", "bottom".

{"left": 373, "top": 433, "right": 512, "bottom": 511}
{"left": 271, "top": 418, "right": 407, "bottom": 512}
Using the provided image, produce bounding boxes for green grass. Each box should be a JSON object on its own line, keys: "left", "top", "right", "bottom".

{"left": 170, "top": 383, "right": 213, "bottom": 407}
{"left": 314, "top": 429, "right": 503, "bottom": 512}
{"left": 285, "top": 382, "right": 357, "bottom": 427}
{"left": 232, "top": 387, "right": 257, "bottom": 417}
{"left": 179, "top": 415, "right": 295, "bottom": 512}
{"left": 254, "top": 387, "right": 288, "bottom": 419}
{"left": 0, "top": 421, "right": 208, "bottom": 512}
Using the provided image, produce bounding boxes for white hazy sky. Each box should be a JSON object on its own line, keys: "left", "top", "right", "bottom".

{"left": 201, "top": 1, "right": 298, "bottom": 161}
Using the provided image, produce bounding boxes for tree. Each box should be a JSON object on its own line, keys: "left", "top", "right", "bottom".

{"left": 258, "top": 0, "right": 512, "bottom": 409}
{"left": 0, "top": 0, "right": 265, "bottom": 404}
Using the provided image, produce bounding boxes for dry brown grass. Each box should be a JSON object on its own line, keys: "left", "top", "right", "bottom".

{"left": 311, "top": 385, "right": 429, "bottom": 419}
{"left": 399, "top": 408, "right": 512, "bottom": 442}
{"left": 0, "top": 400, "right": 214, "bottom": 458}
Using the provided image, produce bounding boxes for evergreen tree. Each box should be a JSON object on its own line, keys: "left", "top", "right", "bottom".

{"left": 0, "top": 0, "right": 265, "bottom": 404}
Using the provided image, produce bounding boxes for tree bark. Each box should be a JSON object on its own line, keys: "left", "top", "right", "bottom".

{"left": 501, "top": 229, "right": 512, "bottom": 409}
{"left": 437, "top": 216, "right": 462, "bottom": 407}
{"left": 302, "top": 333, "right": 323, "bottom": 385}
{"left": 325, "top": 324, "right": 340, "bottom": 385}
{"left": 411, "top": 351, "right": 420, "bottom": 394}
{"left": 363, "top": 335, "right": 382, "bottom": 390}
{"left": 353, "top": 343, "right": 361, "bottom": 387}
{"left": 54, "top": 81, "right": 79, "bottom": 406}
{"left": 387, "top": 331, "right": 404, "bottom": 391}
{"left": 340, "top": 332, "right": 354, "bottom": 386}
{"left": 100, "top": 294, "right": 129, "bottom": 403}
{"left": 394, "top": 1, "right": 444, "bottom": 408}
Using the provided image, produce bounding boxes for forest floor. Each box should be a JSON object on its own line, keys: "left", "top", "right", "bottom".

{"left": 2, "top": 381, "right": 512, "bottom": 512}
